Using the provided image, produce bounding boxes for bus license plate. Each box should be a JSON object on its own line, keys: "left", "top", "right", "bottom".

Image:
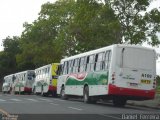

{"left": 128, "top": 82, "right": 138, "bottom": 87}
{"left": 141, "top": 80, "right": 151, "bottom": 84}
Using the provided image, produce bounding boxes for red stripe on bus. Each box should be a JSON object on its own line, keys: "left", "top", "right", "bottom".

{"left": 24, "top": 87, "right": 32, "bottom": 92}
{"left": 108, "top": 84, "right": 155, "bottom": 99}
{"left": 49, "top": 85, "right": 57, "bottom": 91}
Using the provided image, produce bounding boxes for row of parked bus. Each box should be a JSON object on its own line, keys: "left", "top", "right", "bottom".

{"left": 2, "top": 63, "right": 59, "bottom": 97}
{"left": 2, "top": 44, "right": 157, "bottom": 106}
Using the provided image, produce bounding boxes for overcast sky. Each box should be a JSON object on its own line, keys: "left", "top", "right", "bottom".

{"left": 0, "top": 0, "right": 160, "bottom": 74}
{"left": 0, "top": 0, "right": 56, "bottom": 50}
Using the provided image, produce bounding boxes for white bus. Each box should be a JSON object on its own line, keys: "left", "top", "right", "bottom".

{"left": 57, "top": 44, "right": 157, "bottom": 106}
{"left": 2, "top": 74, "right": 15, "bottom": 94}
{"left": 13, "top": 70, "right": 35, "bottom": 94}
{"left": 33, "top": 63, "right": 59, "bottom": 96}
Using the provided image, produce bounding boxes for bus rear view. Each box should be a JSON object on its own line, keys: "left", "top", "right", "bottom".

{"left": 109, "top": 45, "right": 156, "bottom": 106}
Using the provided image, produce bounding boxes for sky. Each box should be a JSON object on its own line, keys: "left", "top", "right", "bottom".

{"left": 0, "top": 0, "right": 160, "bottom": 75}
{"left": 0, "top": 0, "right": 56, "bottom": 49}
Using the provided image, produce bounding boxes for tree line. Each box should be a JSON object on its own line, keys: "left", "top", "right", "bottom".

{"left": 0, "top": 0, "right": 160, "bottom": 81}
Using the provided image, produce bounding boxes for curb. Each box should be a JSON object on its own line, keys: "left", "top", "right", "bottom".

{"left": 127, "top": 102, "right": 160, "bottom": 109}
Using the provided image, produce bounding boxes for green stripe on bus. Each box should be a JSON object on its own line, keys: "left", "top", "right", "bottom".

{"left": 65, "top": 71, "right": 109, "bottom": 85}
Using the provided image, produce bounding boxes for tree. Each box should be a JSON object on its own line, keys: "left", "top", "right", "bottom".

{"left": 40, "top": 0, "right": 121, "bottom": 56}
{"left": 105, "top": 0, "right": 160, "bottom": 46}
{"left": 64, "top": 0, "right": 121, "bottom": 55}
{"left": 18, "top": 0, "right": 121, "bottom": 63}
{"left": 3, "top": 36, "right": 20, "bottom": 56}
{"left": 38, "top": 0, "right": 77, "bottom": 57}
{"left": 156, "top": 75, "right": 160, "bottom": 89}
{"left": 0, "top": 36, "right": 20, "bottom": 82}
{"left": 17, "top": 2, "right": 64, "bottom": 68}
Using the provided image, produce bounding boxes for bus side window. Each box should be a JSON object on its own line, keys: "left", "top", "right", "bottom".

{"left": 57, "top": 64, "right": 63, "bottom": 75}
{"left": 95, "top": 52, "right": 104, "bottom": 71}
{"left": 79, "top": 57, "right": 86, "bottom": 73}
{"left": 62, "top": 62, "right": 65, "bottom": 75}
{"left": 39, "top": 70, "right": 41, "bottom": 79}
{"left": 70, "top": 60, "right": 74, "bottom": 74}
{"left": 68, "top": 60, "right": 73, "bottom": 74}
{"left": 12, "top": 75, "right": 16, "bottom": 82}
{"left": 77, "top": 58, "right": 80, "bottom": 73}
{"left": 86, "top": 55, "right": 95, "bottom": 72}
{"left": 86, "top": 56, "right": 90, "bottom": 72}
{"left": 45, "top": 68, "right": 47, "bottom": 77}
{"left": 47, "top": 67, "right": 50, "bottom": 77}
{"left": 83, "top": 57, "right": 87, "bottom": 72}
{"left": 72, "top": 59, "right": 76, "bottom": 73}
{"left": 33, "top": 73, "right": 36, "bottom": 78}
{"left": 94, "top": 54, "right": 98, "bottom": 71}
{"left": 63, "top": 61, "right": 69, "bottom": 75}
{"left": 108, "top": 51, "right": 112, "bottom": 69}
{"left": 43, "top": 68, "right": 46, "bottom": 77}
{"left": 37, "top": 71, "right": 39, "bottom": 79}
{"left": 105, "top": 51, "right": 109, "bottom": 70}
{"left": 90, "top": 55, "right": 95, "bottom": 71}
{"left": 105, "top": 51, "right": 111, "bottom": 70}
{"left": 73, "top": 58, "right": 79, "bottom": 73}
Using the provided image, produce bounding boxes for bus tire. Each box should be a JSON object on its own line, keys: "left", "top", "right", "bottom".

{"left": 52, "top": 91, "right": 57, "bottom": 97}
{"left": 60, "top": 86, "right": 67, "bottom": 100}
{"left": 83, "top": 86, "right": 91, "bottom": 103}
{"left": 41, "top": 86, "right": 47, "bottom": 97}
{"left": 113, "top": 97, "right": 127, "bottom": 107}
{"left": 41, "top": 90, "right": 46, "bottom": 97}
{"left": 33, "top": 86, "right": 36, "bottom": 95}
{"left": 8, "top": 87, "right": 12, "bottom": 94}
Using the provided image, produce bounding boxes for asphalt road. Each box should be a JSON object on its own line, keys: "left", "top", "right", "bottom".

{"left": 0, "top": 94, "right": 159, "bottom": 120}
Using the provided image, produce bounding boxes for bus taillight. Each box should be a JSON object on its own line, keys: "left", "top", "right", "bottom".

{"left": 112, "top": 72, "right": 115, "bottom": 84}
{"left": 153, "top": 79, "right": 156, "bottom": 88}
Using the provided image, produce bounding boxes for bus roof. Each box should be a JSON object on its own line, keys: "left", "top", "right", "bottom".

{"left": 15, "top": 70, "right": 35, "bottom": 75}
{"left": 35, "top": 63, "right": 59, "bottom": 71}
{"left": 4, "top": 74, "right": 15, "bottom": 79}
{"left": 61, "top": 44, "right": 155, "bottom": 63}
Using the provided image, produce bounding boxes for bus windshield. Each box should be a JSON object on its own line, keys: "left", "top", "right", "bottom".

{"left": 28, "top": 73, "right": 35, "bottom": 80}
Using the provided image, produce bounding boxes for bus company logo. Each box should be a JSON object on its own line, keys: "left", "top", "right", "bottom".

{"left": 123, "top": 75, "right": 135, "bottom": 80}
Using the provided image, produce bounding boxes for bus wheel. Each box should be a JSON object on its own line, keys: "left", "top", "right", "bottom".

{"left": 9, "top": 88, "right": 12, "bottom": 94}
{"left": 41, "top": 86, "right": 47, "bottom": 96}
{"left": 52, "top": 91, "right": 57, "bottom": 97}
{"left": 33, "top": 87, "right": 36, "bottom": 95}
{"left": 60, "top": 86, "right": 67, "bottom": 100}
{"left": 83, "top": 86, "right": 91, "bottom": 103}
{"left": 113, "top": 97, "right": 127, "bottom": 107}
{"left": 41, "top": 90, "right": 45, "bottom": 96}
